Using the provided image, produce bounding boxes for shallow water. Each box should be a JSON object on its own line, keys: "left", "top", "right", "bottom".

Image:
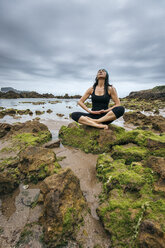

{"left": 0, "top": 97, "right": 127, "bottom": 127}
{"left": 1, "top": 98, "right": 164, "bottom": 134}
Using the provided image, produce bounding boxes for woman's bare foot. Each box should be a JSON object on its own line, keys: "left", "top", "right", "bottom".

{"left": 98, "top": 124, "right": 109, "bottom": 130}
{"left": 85, "top": 117, "right": 108, "bottom": 129}
{"left": 104, "top": 125, "right": 109, "bottom": 130}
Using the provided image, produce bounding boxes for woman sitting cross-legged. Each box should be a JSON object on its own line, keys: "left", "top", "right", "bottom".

{"left": 71, "top": 68, "right": 125, "bottom": 130}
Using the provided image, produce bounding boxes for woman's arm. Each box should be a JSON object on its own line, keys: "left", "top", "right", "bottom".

{"left": 102, "top": 86, "right": 121, "bottom": 113}
{"left": 78, "top": 87, "right": 93, "bottom": 113}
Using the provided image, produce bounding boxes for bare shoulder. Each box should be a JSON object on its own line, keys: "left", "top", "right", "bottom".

{"left": 86, "top": 86, "right": 93, "bottom": 95}
{"left": 108, "top": 85, "right": 117, "bottom": 95}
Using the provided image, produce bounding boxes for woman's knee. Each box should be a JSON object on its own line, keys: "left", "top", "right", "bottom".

{"left": 71, "top": 112, "right": 84, "bottom": 123}
{"left": 71, "top": 112, "right": 78, "bottom": 122}
{"left": 112, "top": 106, "right": 125, "bottom": 119}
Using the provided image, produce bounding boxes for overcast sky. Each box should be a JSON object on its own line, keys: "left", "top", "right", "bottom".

{"left": 0, "top": 0, "right": 164, "bottom": 97}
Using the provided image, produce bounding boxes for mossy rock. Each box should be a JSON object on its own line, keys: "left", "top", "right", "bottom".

{"left": 59, "top": 124, "right": 101, "bottom": 153}
{"left": 12, "top": 131, "right": 52, "bottom": 148}
{"left": 59, "top": 123, "right": 165, "bottom": 155}
{"left": 96, "top": 154, "right": 165, "bottom": 247}
{"left": 59, "top": 123, "right": 127, "bottom": 154}
{"left": 19, "top": 146, "right": 62, "bottom": 184}
{"left": 40, "top": 168, "right": 87, "bottom": 246}
{"left": 0, "top": 167, "right": 21, "bottom": 194}
{"left": 111, "top": 144, "right": 149, "bottom": 164}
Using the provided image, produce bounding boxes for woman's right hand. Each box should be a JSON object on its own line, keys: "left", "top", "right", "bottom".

{"left": 90, "top": 110, "right": 103, "bottom": 114}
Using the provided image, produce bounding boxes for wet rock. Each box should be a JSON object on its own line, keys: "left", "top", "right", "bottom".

{"left": 146, "top": 156, "right": 165, "bottom": 193}
{"left": 146, "top": 138, "right": 165, "bottom": 149}
{"left": 0, "top": 121, "right": 53, "bottom": 193}
{"left": 34, "top": 117, "right": 40, "bottom": 121}
{"left": 17, "top": 109, "right": 32, "bottom": 115}
{"left": 43, "top": 139, "right": 60, "bottom": 148}
{"left": 46, "top": 109, "right": 53, "bottom": 113}
{"left": 48, "top": 100, "right": 62, "bottom": 104}
{"left": 154, "top": 108, "right": 160, "bottom": 114}
{"left": 59, "top": 123, "right": 124, "bottom": 154}
{"left": 0, "top": 183, "right": 43, "bottom": 247}
{"left": 59, "top": 123, "right": 165, "bottom": 155}
{"left": 138, "top": 220, "right": 165, "bottom": 248}
{"left": 0, "top": 108, "right": 17, "bottom": 118}
{"left": 1, "top": 121, "right": 52, "bottom": 149}
{"left": 111, "top": 144, "right": 149, "bottom": 164}
{"left": 146, "top": 156, "right": 165, "bottom": 179}
{"left": 35, "top": 110, "right": 45, "bottom": 115}
{"left": 123, "top": 111, "right": 165, "bottom": 132}
{"left": 121, "top": 86, "right": 165, "bottom": 112}
{"left": 20, "top": 188, "right": 40, "bottom": 208}
{"left": 56, "top": 113, "right": 64, "bottom": 117}
{"left": 0, "top": 123, "right": 12, "bottom": 138}
{"left": 39, "top": 168, "right": 86, "bottom": 247}
{"left": 96, "top": 153, "right": 165, "bottom": 247}
{"left": 0, "top": 108, "right": 34, "bottom": 119}
{"left": 32, "top": 101, "right": 45, "bottom": 105}
{"left": 97, "top": 129, "right": 116, "bottom": 151}
{"left": 29, "top": 111, "right": 33, "bottom": 115}
{"left": 0, "top": 167, "right": 20, "bottom": 194}
{"left": 18, "top": 146, "right": 61, "bottom": 183}
{"left": 68, "top": 122, "right": 79, "bottom": 129}
{"left": 0, "top": 146, "right": 61, "bottom": 194}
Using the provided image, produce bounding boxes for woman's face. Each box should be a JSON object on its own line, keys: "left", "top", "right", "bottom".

{"left": 97, "top": 69, "right": 107, "bottom": 79}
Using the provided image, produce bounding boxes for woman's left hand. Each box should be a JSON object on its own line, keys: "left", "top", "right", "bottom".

{"left": 99, "top": 109, "right": 107, "bottom": 114}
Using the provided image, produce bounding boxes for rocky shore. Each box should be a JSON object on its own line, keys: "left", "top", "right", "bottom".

{"left": 0, "top": 86, "right": 165, "bottom": 247}
{"left": 0, "top": 91, "right": 81, "bottom": 99}
{"left": 59, "top": 122, "right": 165, "bottom": 247}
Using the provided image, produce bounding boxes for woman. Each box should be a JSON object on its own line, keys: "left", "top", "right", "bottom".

{"left": 71, "top": 69, "right": 125, "bottom": 130}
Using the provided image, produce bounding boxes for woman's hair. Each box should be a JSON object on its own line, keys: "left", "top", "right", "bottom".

{"left": 93, "top": 69, "right": 112, "bottom": 93}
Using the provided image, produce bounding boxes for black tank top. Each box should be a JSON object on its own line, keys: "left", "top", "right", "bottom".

{"left": 91, "top": 86, "right": 111, "bottom": 111}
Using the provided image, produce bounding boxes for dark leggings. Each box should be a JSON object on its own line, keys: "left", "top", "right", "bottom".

{"left": 71, "top": 106, "right": 125, "bottom": 125}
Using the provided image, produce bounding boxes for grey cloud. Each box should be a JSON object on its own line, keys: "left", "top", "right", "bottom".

{"left": 0, "top": 0, "right": 164, "bottom": 96}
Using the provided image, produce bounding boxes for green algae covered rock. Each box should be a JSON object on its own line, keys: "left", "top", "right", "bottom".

{"left": 111, "top": 144, "right": 149, "bottom": 164}
{"left": 0, "top": 147, "right": 61, "bottom": 194}
{"left": 39, "top": 168, "right": 87, "bottom": 247}
{"left": 59, "top": 124, "right": 101, "bottom": 153}
{"left": 59, "top": 123, "right": 165, "bottom": 157}
{"left": 12, "top": 131, "right": 51, "bottom": 149}
{"left": 18, "top": 146, "right": 61, "bottom": 184}
{"left": 96, "top": 154, "right": 165, "bottom": 247}
{"left": 0, "top": 120, "right": 58, "bottom": 194}
{"left": 59, "top": 123, "right": 126, "bottom": 153}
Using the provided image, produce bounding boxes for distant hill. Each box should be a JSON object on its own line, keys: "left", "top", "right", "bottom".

{"left": 125, "top": 86, "right": 165, "bottom": 100}
{"left": 0, "top": 87, "right": 81, "bottom": 99}
{"left": 1, "top": 87, "right": 30, "bottom": 94}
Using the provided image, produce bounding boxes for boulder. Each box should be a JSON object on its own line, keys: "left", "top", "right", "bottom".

{"left": 0, "top": 157, "right": 20, "bottom": 194}
{"left": 111, "top": 144, "right": 149, "bottom": 164}
{"left": 123, "top": 111, "right": 165, "bottom": 132}
{"left": 35, "top": 110, "right": 45, "bottom": 115}
{"left": 138, "top": 220, "right": 165, "bottom": 248}
{"left": 96, "top": 153, "right": 165, "bottom": 247}
{"left": 43, "top": 139, "right": 60, "bottom": 148}
{"left": 46, "top": 109, "right": 53, "bottom": 113}
{"left": 18, "top": 146, "right": 61, "bottom": 183}
{"left": 0, "top": 123, "right": 12, "bottom": 138}
{"left": 39, "top": 168, "right": 86, "bottom": 246}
